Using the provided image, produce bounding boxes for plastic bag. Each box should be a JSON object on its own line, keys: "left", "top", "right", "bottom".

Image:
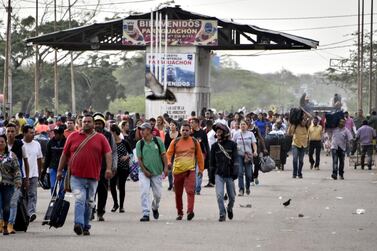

{"left": 260, "top": 156, "right": 275, "bottom": 173}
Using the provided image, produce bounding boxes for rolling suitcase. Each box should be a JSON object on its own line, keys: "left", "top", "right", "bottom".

{"left": 42, "top": 181, "right": 70, "bottom": 228}
{"left": 14, "top": 189, "right": 30, "bottom": 232}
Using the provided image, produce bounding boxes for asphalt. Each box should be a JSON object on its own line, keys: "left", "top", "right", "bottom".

{"left": 1, "top": 154, "right": 377, "bottom": 251}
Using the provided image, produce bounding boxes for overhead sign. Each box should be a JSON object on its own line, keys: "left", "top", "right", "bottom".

{"left": 146, "top": 53, "right": 195, "bottom": 88}
{"left": 122, "top": 19, "right": 218, "bottom": 46}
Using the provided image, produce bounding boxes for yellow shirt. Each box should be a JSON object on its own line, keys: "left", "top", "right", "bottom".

{"left": 290, "top": 125, "right": 309, "bottom": 148}
{"left": 308, "top": 124, "right": 323, "bottom": 141}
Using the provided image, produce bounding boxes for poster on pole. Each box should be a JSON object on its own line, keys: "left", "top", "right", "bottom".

{"left": 146, "top": 53, "right": 195, "bottom": 88}
{"left": 123, "top": 19, "right": 218, "bottom": 46}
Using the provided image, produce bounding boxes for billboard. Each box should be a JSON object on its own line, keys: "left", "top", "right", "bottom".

{"left": 123, "top": 19, "right": 218, "bottom": 46}
{"left": 146, "top": 53, "right": 195, "bottom": 88}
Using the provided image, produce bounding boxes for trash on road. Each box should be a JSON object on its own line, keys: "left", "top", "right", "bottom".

{"left": 240, "top": 204, "right": 252, "bottom": 208}
{"left": 355, "top": 209, "right": 366, "bottom": 215}
{"left": 298, "top": 213, "right": 304, "bottom": 218}
{"left": 278, "top": 196, "right": 283, "bottom": 200}
{"left": 336, "top": 196, "right": 343, "bottom": 200}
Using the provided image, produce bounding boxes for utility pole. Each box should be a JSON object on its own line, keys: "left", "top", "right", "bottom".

{"left": 68, "top": 0, "right": 76, "bottom": 114}
{"left": 357, "top": 0, "right": 361, "bottom": 111}
{"left": 361, "top": 0, "right": 365, "bottom": 112}
{"left": 369, "top": 0, "right": 374, "bottom": 113}
{"left": 35, "top": 0, "right": 40, "bottom": 113}
{"left": 3, "top": 0, "right": 12, "bottom": 117}
{"left": 54, "top": 0, "right": 59, "bottom": 114}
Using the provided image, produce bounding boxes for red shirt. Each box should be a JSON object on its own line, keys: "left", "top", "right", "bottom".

{"left": 63, "top": 131, "right": 111, "bottom": 180}
{"left": 152, "top": 128, "right": 161, "bottom": 137}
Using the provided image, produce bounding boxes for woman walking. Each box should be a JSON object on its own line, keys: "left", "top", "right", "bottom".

{"left": 232, "top": 120, "right": 257, "bottom": 196}
{"left": 0, "top": 134, "right": 22, "bottom": 235}
{"left": 164, "top": 120, "right": 180, "bottom": 191}
{"left": 109, "top": 124, "right": 133, "bottom": 213}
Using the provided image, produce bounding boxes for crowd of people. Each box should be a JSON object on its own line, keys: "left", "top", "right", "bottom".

{"left": 0, "top": 107, "right": 376, "bottom": 235}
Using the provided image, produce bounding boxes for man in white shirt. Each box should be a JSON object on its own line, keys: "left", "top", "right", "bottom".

{"left": 22, "top": 125, "right": 43, "bottom": 222}
{"left": 215, "top": 112, "right": 228, "bottom": 127}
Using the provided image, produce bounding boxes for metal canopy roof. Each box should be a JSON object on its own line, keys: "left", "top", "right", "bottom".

{"left": 25, "top": 6, "right": 319, "bottom": 51}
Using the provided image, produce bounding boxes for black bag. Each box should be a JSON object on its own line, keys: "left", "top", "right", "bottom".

{"left": 42, "top": 181, "right": 70, "bottom": 228}
{"left": 14, "top": 190, "right": 30, "bottom": 232}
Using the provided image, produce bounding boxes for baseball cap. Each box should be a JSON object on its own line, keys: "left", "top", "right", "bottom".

{"left": 138, "top": 122, "right": 152, "bottom": 130}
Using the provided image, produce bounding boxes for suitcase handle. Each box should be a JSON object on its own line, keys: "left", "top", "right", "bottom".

{"left": 51, "top": 180, "right": 61, "bottom": 199}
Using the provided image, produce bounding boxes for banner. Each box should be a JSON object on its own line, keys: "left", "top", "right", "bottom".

{"left": 123, "top": 19, "right": 218, "bottom": 46}
{"left": 146, "top": 53, "right": 195, "bottom": 88}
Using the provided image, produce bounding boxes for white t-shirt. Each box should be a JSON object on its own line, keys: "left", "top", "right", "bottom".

{"left": 22, "top": 140, "right": 43, "bottom": 178}
{"left": 207, "top": 129, "right": 216, "bottom": 150}
{"left": 232, "top": 130, "right": 256, "bottom": 156}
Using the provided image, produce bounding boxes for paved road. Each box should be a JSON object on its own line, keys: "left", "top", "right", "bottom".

{"left": 1, "top": 154, "right": 377, "bottom": 251}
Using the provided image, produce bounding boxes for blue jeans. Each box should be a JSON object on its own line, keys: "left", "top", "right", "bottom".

{"left": 0, "top": 184, "right": 15, "bottom": 222}
{"left": 292, "top": 146, "right": 305, "bottom": 177}
{"left": 195, "top": 165, "right": 202, "bottom": 193}
{"left": 215, "top": 175, "right": 235, "bottom": 216}
{"left": 8, "top": 187, "right": 21, "bottom": 224}
{"left": 332, "top": 148, "right": 345, "bottom": 176}
{"left": 27, "top": 177, "right": 38, "bottom": 215}
{"left": 168, "top": 170, "right": 173, "bottom": 189}
{"left": 71, "top": 176, "right": 98, "bottom": 230}
{"left": 238, "top": 155, "right": 253, "bottom": 191}
{"left": 50, "top": 168, "right": 66, "bottom": 199}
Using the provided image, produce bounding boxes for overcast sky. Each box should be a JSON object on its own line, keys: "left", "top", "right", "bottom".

{"left": 1, "top": 0, "right": 369, "bottom": 74}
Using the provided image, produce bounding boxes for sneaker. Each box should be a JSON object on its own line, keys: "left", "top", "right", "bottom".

{"left": 29, "top": 214, "right": 37, "bottom": 222}
{"left": 168, "top": 186, "right": 173, "bottom": 191}
{"left": 119, "top": 208, "right": 125, "bottom": 213}
{"left": 227, "top": 208, "right": 233, "bottom": 220}
{"left": 292, "top": 175, "right": 297, "bottom": 179}
{"left": 298, "top": 175, "right": 303, "bottom": 179}
{"left": 339, "top": 175, "right": 344, "bottom": 180}
{"left": 204, "top": 183, "right": 214, "bottom": 188}
{"left": 246, "top": 189, "right": 250, "bottom": 195}
{"left": 331, "top": 174, "right": 337, "bottom": 180}
{"left": 310, "top": 164, "right": 314, "bottom": 170}
{"left": 97, "top": 215, "right": 105, "bottom": 222}
{"left": 219, "top": 215, "right": 226, "bottom": 222}
{"left": 187, "top": 212, "right": 195, "bottom": 221}
{"left": 315, "top": 167, "right": 320, "bottom": 170}
{"left": 152, "top": 209, "right": 159, "bottom": 220}
{"left": 74, "top": 224, "right": 83, "bottom": 236}
{"left": 176, "top": 215, "right": 183, "bottom": 221}
{"left": 83, "top": 230, "right": 90, "bottom": 236}
{"left": 250, "top": 182, "right": 255, "bottom": 186}
{"left": 111, "top": 205, "right": 119, "bottom": 212}
{"left": 254, "top": 178, "right": 259, "bottom": 185}
{"left": 238, "top": 189, "right": 244, "bottom": 196}
{"left": 195, "top": 191, "right": 200, "bottom": 195}
{"left": 140, "top": 215, "right": 150, "bottom": 222}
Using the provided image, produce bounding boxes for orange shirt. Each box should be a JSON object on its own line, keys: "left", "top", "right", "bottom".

{"left": 64, "top": 129, "right": 76, "bottom": 139}
{"left": 35, "top": 124, "right": 50, "bottom": 134}
{"left": 166, "top": 136, "right": 204, "bottom": 175}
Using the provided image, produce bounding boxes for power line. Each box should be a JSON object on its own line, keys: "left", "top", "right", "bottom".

{"left": 281, "top": 22, "right": 377, "bottom": 31}
{"left": 233, "top": 13, "right": 376, "bottom": 21}
{"left": 223, "top": 44, "right": 355, "bottom": 57}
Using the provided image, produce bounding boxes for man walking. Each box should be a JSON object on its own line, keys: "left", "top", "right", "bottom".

{"left": 288, "top": 116, "right": 311, "bottom": 179}
{"left": 42, "top": 126, "right": 66, "bottom": 199}
{"left": 166, "top": 123, "right": 204, "bottom": 221}
{"left": 331, "top": 119, "right": 353, "bottom": 180}
{"left": 93, "top": 113, "right": 117, "bottom": 221}
{"left": 210, "top": 123, "right": 239, "bottom": 222}
{"left": 136, "top": 122, "right": 168, "bottom": 222}
{"left": 57, "top": 114, "right": 112, "bottom": 236}
{"left": 308, "top": 117, "right": 323, "bottom": 170}
{"left": 356, "top": 120, "right": 376, "bottom": 170}
{"left": 22, "top": 125, "right": 43, "bottom": 222}
{"left": 190, "top": 118, "right": 210, "bottom": 194}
